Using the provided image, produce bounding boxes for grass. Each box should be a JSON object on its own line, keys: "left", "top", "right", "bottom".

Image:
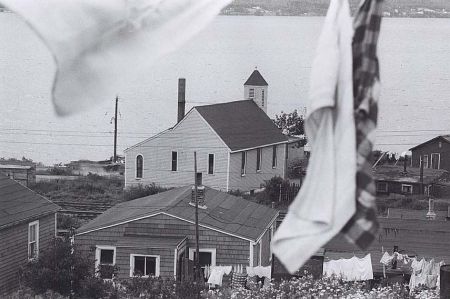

{"left": 30, "top": 173, "right": 168, "bottom": 206}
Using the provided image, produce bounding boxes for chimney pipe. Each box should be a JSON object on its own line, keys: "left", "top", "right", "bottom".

{"left": 177, "top": 78, "right": 186, "bottom": 123}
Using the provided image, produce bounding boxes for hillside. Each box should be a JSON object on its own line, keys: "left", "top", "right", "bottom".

{"left": 223, "top": 0, "right": 450, "bottom": 17}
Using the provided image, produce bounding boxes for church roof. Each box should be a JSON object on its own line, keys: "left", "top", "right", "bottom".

{"left": 244, "top": 70, "right": 268, "bottom": 86}
{"left": 196, "top": 100, "right": 287, "bottom": 151}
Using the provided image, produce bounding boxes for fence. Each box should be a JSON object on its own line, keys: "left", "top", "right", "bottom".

{"left": 277, "top": 182, "right": 301, "bottom": 203}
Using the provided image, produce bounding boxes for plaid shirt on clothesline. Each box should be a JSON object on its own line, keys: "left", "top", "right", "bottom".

{"left": 341, "top": 0, "right": 384, "bottom": 248}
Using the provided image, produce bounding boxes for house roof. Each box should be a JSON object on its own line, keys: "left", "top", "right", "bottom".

{"left": 409, "top": 135, "right": 450, "bottom": 151}
{"left": 373, "top": 165, "right": 448, "bottom": 184}
{"left": 77, "top": 186, "right": 278, "bottom": 241}
{"left": 0, "top": 164, "right": 33, "bottom": 170}
{"left": 244, "top": 70, "right": 268, "bottom": 86}
{"left": 196, "top": 100, "right": 288, "bottom": 151}
{"left": 0, "top": 174, "right": 60, "bottom": 229}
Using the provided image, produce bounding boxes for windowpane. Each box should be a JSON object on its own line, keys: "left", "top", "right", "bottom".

{"left": 194, "top": 252, "right": 212, "bottom": 267}
{"left": 100, "top": 249, "right": 114, "bottom": 265}
{"left": 29, "top": 225, "right": 36, "bottom": 242}
{"left": 172, "top": 151, "right": 178, "bottom": 171}
{"left": 145, "top": 257, "right": 156, "bottom": 276}
{"left": 249, "top": 88, "right": 254, "bottom": 99}
{"left": 136, "top": 155, "right": 143, "bottom": 178}
{"left": 241, "top": 152, "right": 246, "bottom": 175}
{"left": 256, "top": 148, "right": 262, "bottom": 171}
{"left": 272, "top": 145, "right": 277, "bottom": 168}
{"left": 29, "top": 242, "right": 36, "bottom": 258}
{"left": 208, "top": 154, "right": 214, "bottom": 174}
{"left": 134, "top": 256, "right": 145, "bottom": 276}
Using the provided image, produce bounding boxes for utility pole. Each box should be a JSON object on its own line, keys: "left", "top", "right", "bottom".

{"left": 194, "top": 152, "right": 200, "bottom": 280}
{"left": 113, "top": 96, "right": 118, "bottom": 163}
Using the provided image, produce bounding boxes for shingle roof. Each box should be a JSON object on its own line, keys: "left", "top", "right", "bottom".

{"left": 409, "top": 135, "right": 450, "bottom": 151}
{"left": 244, "top": 70, "right": 268, "bottom": 86}
{"left": 0, "top": 174, "right": 60, "bottom": 229}
{"left": 77, "top": 186, "right": 278, "bottom": 241}
{"left": 195, "top": 100, "right": 288, "bottom": 151}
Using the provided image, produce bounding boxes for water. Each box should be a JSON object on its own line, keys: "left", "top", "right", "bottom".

{"left": 0, "top": 14, "right": 449, "bottom": 165}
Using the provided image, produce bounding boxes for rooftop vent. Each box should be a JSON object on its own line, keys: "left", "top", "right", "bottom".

{"left": 190, "top": 185, "right": 206, "bottom": 209}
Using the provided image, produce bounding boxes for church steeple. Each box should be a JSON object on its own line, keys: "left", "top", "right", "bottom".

{"left": 244, "top": 68, "right": 268, "bottom": 114}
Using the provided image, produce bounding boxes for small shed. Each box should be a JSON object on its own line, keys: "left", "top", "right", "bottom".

{"left": 75, "top": 186, "right": 278, "bottom": 280}
{"left": 0, "top": 164, "right": 36, "bottom": 186}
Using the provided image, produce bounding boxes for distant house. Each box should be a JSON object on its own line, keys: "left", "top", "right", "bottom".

{"left": 410, "top": 135, "right": 450, "bottom": 171}
{"left": 124, "top": 70, "right": 288, "bottom": 192}
{"left": 0, "top": 164, "right": 36, "bottom": 186}
{"left": 373, "top": 165, "right": 448, "bottom": 196}
{"left": 0, "top": 174, "right": 60, "bottom": 294}
{"left": 75, "top": 186, "right": 278, "bottom": 280}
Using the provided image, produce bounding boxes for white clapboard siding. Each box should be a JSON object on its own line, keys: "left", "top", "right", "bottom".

{"left": 228, "top": 144, "right": 286, "bottom": 191}
{"left": 125, "top": 109, "right": 229, "bottom": 191}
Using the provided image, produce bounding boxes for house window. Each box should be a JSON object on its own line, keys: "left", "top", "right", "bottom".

{"left": 261, "top": 90, "right": 265, "bottom": 107}
{"left": 171, "top": 151, "right": 178, "bottom": 171}
{"left": 95, "top": 246, "right": 116, "bottom": 279}
{"left": 208, "top": 154, "right": 214, "bottom": 175}
{"left": 423, "top": 155, "right": 429, "bottom": 169}
{"left": 130, "top": 254, "right": 160, "bottom": 277}
{"left": 249, "top": 88, "right": 255, "bottom": 99}
{"left": 401, "top": 184, "right": 413, "bottom": 194}
{"left": 241, "top": 152, "right": 247, "bottom": 176}
{"left": 272, "top": 145, "right": 277, "bottom": 168}
{"left": 431, "top": 153, "right": 440, "bottom": 169}
{"left": 256, "top": 148, "right": 262, "bottom": 172}
{"left": 136, "top": 155, "right": 143, "bottom": 178}
{"left": 28, "top": 220, "right": 39, "bottom": 259}
{"left": 376, "top": 182, "right": 388, "bottom": 193}
{"left": 189, "top": 248, "right": 216, "bottom": 277}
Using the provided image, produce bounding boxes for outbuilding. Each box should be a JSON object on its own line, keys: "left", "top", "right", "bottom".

{"left": 75, "top": 186, "right": 278, "bottom": 280}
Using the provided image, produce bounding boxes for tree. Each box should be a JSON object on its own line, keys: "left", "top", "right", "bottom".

{"left": 273, "top": 109, "right": 305, "bottom": 136}
{"left": 19, "top": 238, "right": 109, "bottom": 298}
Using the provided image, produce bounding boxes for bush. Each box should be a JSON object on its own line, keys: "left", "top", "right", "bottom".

{"left": 123, "top": 183, "right": 169, "bottom": 201}
{"left": 19, "top": 238, "right": 110, "bottom": 298}
{"left": 118, "top": 277, "right": 205, "bottom": 299}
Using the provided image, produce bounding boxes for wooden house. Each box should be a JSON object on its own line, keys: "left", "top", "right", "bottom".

{"left": 124, "top": 70, "right": 288, "bottom": 192}
{"left": 373, "top": 165, "right": 448, "bottom": 196}
{"left": 0, "top": 164, "right": 36, "bottom": 186}
{"left": 410, "top": 135, "right": 450, "bottom": 171}
{"left": 0, "top": 174, "right": 60, "bottom": 294}
{"left": 75, "top": 186, "right": 278, "bottom": 280}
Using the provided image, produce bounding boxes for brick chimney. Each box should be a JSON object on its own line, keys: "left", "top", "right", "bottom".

{"left": 190, "top": 185, "right": 206, "bottom": 209}
{"left": 177, "top": 78, "right": 186, "bottom": 123}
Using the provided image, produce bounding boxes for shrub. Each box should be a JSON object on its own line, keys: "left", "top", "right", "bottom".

{"left": 123, "top": 183, "right": 169, "bottom": 201}
{"left": 19, "top": 238, "right": 109, "bottom": 298}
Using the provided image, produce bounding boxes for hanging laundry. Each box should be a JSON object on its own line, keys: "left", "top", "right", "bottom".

{"left": 409, "top": 258, "right": 425, "bottom": 290}
{"left": 341, "top": 0, "right": 384, "bottom": 249}
{"left": 271, "top": 0, "right": 356, "bottom": 274}
{"left": 323, "top": 254, "right": 373, "bottom": 281}
{"left": 0, "top": 0, "right": 232, "bottom": 115}
{"left": 207, "top": 266, "right": 232, "bottom": 287}
{"left": 380, "top": 252, "right": 393, "bottom": 266}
